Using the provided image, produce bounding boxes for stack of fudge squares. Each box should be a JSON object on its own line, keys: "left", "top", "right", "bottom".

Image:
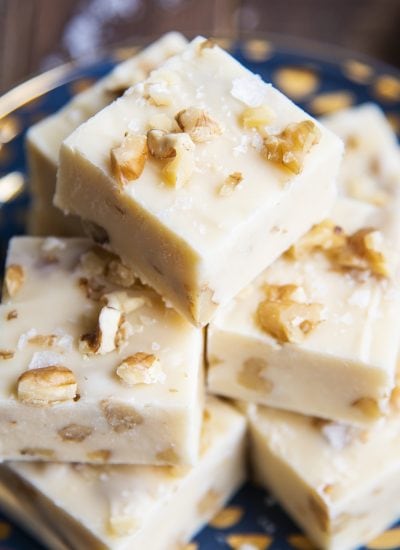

{"left": 1, "top": 31, "right": 400, "bottom": 550}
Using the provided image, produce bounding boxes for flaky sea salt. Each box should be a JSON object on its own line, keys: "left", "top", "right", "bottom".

{"left": 231, "top": 75, "right": 270, "bottom": 107}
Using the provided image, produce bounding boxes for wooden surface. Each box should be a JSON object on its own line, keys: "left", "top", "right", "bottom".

{"left": 1, "top": 0, "right": 400, "bottom": 94}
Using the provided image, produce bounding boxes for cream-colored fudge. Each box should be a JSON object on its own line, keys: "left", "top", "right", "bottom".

{"left": 208, "top": 198, "right": 400, "bottom": 424}
{"left": 0, "top": 398, "right": 246, "bottom": 550}
{"left": 322, "top": 103, "right": 400, "bottom": 205}
{"left": 55, "top": 36, "right": 343, "bottom": 326}
{"left": 247, "top": 402, "right": 400, "bottom": 550}
{"left": 0, "top": 236, "right": 203, "bottom": 464}
{"left": 27, "top": 32, "right": 187, "bottom": 236}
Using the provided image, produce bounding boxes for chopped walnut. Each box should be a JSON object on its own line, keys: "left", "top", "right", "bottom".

{"left": 156, "top": 446, "right": 179, "bottom": 463}
{"left": 80, "top": 248, "right": 109, "bottom": 276}
{"left": 175, "top": 107, "right": 222, "bottom": 143}
{"left": 147, "top": 129, "right": 195, "bottom": 188}
{"left": 101, "top": 400, "right": 143, "bottom": 433}
{"left": 237, "top": 357, "right": 272, "bottom": 392}
{"left": 102, "top": 291, "right": 145, "bottom": 314}
{"left": 286, "top": 220, "right": 346, "bottom": 260}
{"left": 262, "top": 120, "right": 321, "bottom": 175}
{"left": 240, "top": 105, "right": 275, "bottom": 129}
{"left": 110, "top": 133, "right": 148, "bottom": 188}
{"left": 17, "top": 366, "right": 78, "bottom": 406}
{"left": 79, "top": 306, "right": 123, "bottom": 355}
{"left": 87, "top": 449, "right": 111, "bottom": 462}
{"left": 4, "top": 264, "right": 25, "bottom": 298}
{"left": 287, "top": 221, "right": 392, "bottom": 279}
{"left": 147, "top": 129, "right": 178, "bottom": 159}
{"left": 28, "top": 334, "right": 58, "bottom": 347}
{"left": 6, "top": 309, "right": 18, "bottom": 321}
{"left": 78, "top": 277, "right": 105, "bottom": 301}
{"left": 198, "top": 38, "right": 216, "bottom": 52}
{"left": 335, "top": 228, "right": 391, "bottom": 278}
{"left": 20, "top": 448, "right": 55, "bottom": 459}
{"left": 219, "top": 172, "right": 243, "bottom": 197}
{"left": 351, "top": 397, "right": 381, "bottom": 420}
{"left": 0, "top": 350, "right": 14, "bottom": 360}
{"left": 58, "top": 424, "right": 93, "bottom": 442}
{"left": 257, "top": 283, "right": 322, "bottom": 344}
{"left": 105, "top": 258, "right": 136, "bottom": 287}
{"left": 116, "top": 352, "right": 164, "bottom": 385}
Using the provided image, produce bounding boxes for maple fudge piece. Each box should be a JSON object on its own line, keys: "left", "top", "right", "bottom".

{"left": 208, "top": 197, "right": 400, "bottom": 424}
{"left": 0, "top": 398, "right": 246, "bottom": 550}
{"left": 27, "top": 32, "right": 187, "bottom": 236}
{"left": 322, "top": 103, "right": 400, "bottom": 206}
{"left": 247, "top": 402, "right": 400, "bottom": 550}
{"left": 55, "top": 36, "right": 343, "bottom": 326}
{"left": 0, "top": 236, "right": 203, "bottom": 464}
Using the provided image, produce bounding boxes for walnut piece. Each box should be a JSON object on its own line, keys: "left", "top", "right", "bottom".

{"left": 286, "top": 220, "right": 346, "bottom": 260}
{"left": 237, "top": 357, "right": 272, "bottom": 392}
{"left": 148, "top": 130, "right": 195, "bottom": 189}
{"left": 110, "top": 133, "right": 148, "bottom": 188}
{"left": 87, "top": 449, "right": 111, "bottom": 462}
{"left": 262, "top": 120, "right": 321, "bottom": 175}
{"left": 4, "top": 264, "right": 25, "bottom": 298}
{"left": 219, "top": 172, "right": 243, "bottom": 197}
{"left": 156, "top": 446, "right": 179, "bottom": 464}
{"left": 0, "top": 350, "right": 14, "bottom": 360}
{"left": 147, "top": 129, "right": 178, "bottom": 159}
{"left": 79, "top": 306, "right": 123, "bottom": 355}
{"left": 102, "top": 291, "right": 145, "bottom": 314}
{"left": 175, "top": 106, "right": 222, "bottom": 143}
{"left": 58, "top": 424, "right": 93, "bottom": 442}
{"left": 105, "top": 258, "right": 136, "bottom": 287}
{"left": 351, "top": 397, "right": 381, "bottom": 420}
{"left": 6, "top": 309, "right": 18, "bottom": 321}
{"left": 257, "top": 283, "right": 322, "bottom": 344}
{"left": 334, "top": 227, "right": 391, "bottom": 278}
{"left": 17, "top": 366, "right": 78, "bottom": 406}
{"left": 101, "top": 400, "right": 144, "bottom": 433}
{"left": 20, "top": 448, "right": 55, "bottom": 458}
{"left": 28, "top": 334, "right": 57, "bottom": 347}
{"left": 198, "top": 38, "right": 216, "bottom": 52}
{"left": 240, "top": 105, "right": 275, "bottom": 129}
{"left": 116, "top": 352, "right": 164, "bottom": 385}
{"left": 287, "top": 221, "right": 392, "bottom": 279}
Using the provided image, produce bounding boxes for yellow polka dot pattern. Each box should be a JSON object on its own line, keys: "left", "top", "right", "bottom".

{"left": 0, "top": 521, "right": 11, "bottom": 540}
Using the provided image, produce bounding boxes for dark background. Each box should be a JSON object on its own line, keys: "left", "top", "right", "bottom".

{"left": 1, "top": 0, "right": 400, "bottom": 93}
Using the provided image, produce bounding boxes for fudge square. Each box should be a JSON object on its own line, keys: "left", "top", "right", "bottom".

{"left": 0, "top": 236, "right": 203, "bottom": 465}
{"left": 0, "top": 398, "right": 246, "bottom": 550}
{"left": 246, "top": 401, "right": 400, "bottom": 550}
{"left": 27, "top": 32, "right": 187, "bottom": 237}
{"left": 208, "top": 197, "right": 400, "bottom": 425}
{"left": 55, "top": 36, "right": 343, "bottom": 326}
{"left": 322, "top": 103, "right": 400, "bottom": 206}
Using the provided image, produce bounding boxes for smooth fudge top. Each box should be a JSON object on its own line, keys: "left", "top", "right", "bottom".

{"left": 57, "top": 36, "right": 343, "bottom": 257}
{"left": 211, "top": 197, "right": 400, "bottom": 374}
{"left": 27, "top": 32, "right": 188, "bottom": 163}
{"left": 323, "top": 103, "right": 400, "bottom": 206}
{"left": 0, "top": 237, "right": 202, "bottom": 407}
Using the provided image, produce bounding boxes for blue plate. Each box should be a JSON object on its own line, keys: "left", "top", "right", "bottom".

{"left": 0, "top": 35, "right": 399, "bottom": 550}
